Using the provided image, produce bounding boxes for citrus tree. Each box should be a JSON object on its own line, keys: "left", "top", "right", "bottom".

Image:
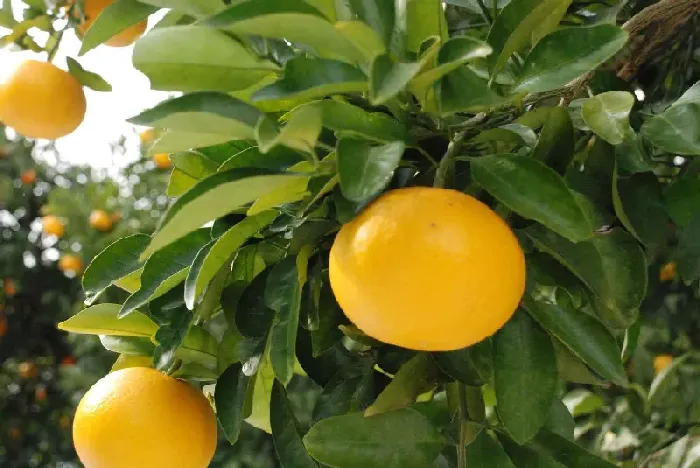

{"left": 3, "top": 0, "right": 700, "bottom": 467}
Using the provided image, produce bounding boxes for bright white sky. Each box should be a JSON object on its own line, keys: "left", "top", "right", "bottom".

{"left": 0, "top": 2, "right": 168, "bottom": 169}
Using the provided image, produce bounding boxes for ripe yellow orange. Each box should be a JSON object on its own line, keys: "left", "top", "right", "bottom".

{"left": 42, "top": 215, "right": 65, "bottom": 237}
{"left": 659, "top": 262, "right": 676, "bottom": 282}
{"left": 329, "top": 187, "right": 526, "bottom": 351}
{"left": 3, "top": 278, "right": 16, "bottom": 297}
{"left": 0, "top": 60, "right": 86, "bottom": 140}
{"left": 20, "top": 168, "right": 36, "bottom": 185}
{"left": 18, "top": 361, "right": 38, "bottom": 379}
{"left": 59, "top": 254, "right": 84, "bottom": 274}
{"left": 653, "top": 354, "right": 674, "bottom": 375}
{"left": 153, "top": 152, "right": 172, "bottom": 169}
{"left": 73, "top": 367, "right": 217, "bottom": 468}
{"left": 139, "top": 128, "right": 156, "bottom": 144}
{"left": 89, "top": 209, "right": 113, "bottom": 232}
{"left": 77, "top": 0, "right": 148, "bottom": 47}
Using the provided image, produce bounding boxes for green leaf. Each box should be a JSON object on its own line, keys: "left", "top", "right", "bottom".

{"left": 665, "top": 173, "right": 700, "bottom": 227}
{"left": 179, "top": 325, "right": 218, "bottom": 369}
{"left": 648, "top": 353, "right": 691, "bottom": 405}
{"left": 304, "top": 409, "right": 446, "bottom": 468}
{"left": 524, "top": 226, "right": 647, "bottom": 328}
{"left": 337, "top": 139, "right": 405, "bottom": 202}
{"left": 531, "top": 107, "right": 574, "bottom": 174}
{"left": 405, "top": 0, "right": 447, "bottom": 53}
{"left": 471, "top": 154, "right": 592, "bottom": 242}
{"left": 466, "top": 430, "right": 517, "bottom": 468}
{"left": 138, "top": 0, "right": 223, "bottom": 16}
{"left": 437, "top": 65, "right": 505, "bottom": 115}
{"left": 676, "top": 215, "right": 700, "bottom": 280}
{"left": 486, "top": 0, "right": 572, "bottom": 77}
{"left": 82, "top": 234, "right": 150, "bottom": 305}
{"left": 348, "top": 0, "right": 394, "bottom": 45}
{"left": 271, "top": 380, "right": 320, "bottom": 468}
{"left": 562, "top": 389, "right": 605, "bottom": 417}
{"left": 252, "top": 57, "right": 368, "bottom": 105}
{"left": 334, "top": 20, "right": 387, "bottom": 62}
{"left": 494, "top": 311, "right": 557, "bottom": 444}
{"left": 499, "top": 434, "right": 565, "bottom": 468}
{"left": 215, "top": 363, "right": 255, "bottom": 444}
{"left": 133, "top": 25, "right": 279, "bottom": 92}
{"left": 545, "top": 399, "right": 575, "bottom": 441}
{"left": 529, "top": 429, "right": 617, "bottom": 468}
{"left": 99, "top": 335, "right": 155, "bottom": 356}
{"left": 79, "top": 0, "right": 157, "bottom": 55}
{"left": 581, "top": 92, "right": 635, "bottom": 145}
{"left": 218, "top": 146, "right": 305, "bottom": 172}
{"left": 523, "top": 297, "right": 627, "bottom": 386}
{"left": 184, "top": 212, "right": 278, "bottom": 309}
{"left": 515, "top": 25, "right": 627, "bottom": 94}
{"left": 121, "top": 230, "right": 211, "bottom": 317}
{"left": 248, "top": 353, "right": 276, "bottom": 433}
{"left": 369, "top": 54, "right": 420, "bottom": 105}
{"left": 150, "top": 130, "right": 234, "bottom": 154}
{"left": 265, "top": 254, "right": 309, "bottom": 385}
{"left": 641, "top": 103, "right": 700, "bottom": 155}
{"left": 529, "top": 0, "right": 572, "bottom": 46}
{"left": 167, "top": 169, "right": 198, "bottom": 197}
{"left": 300, "top": 100, "right": 407, "bottom": 142}
{"left": 205, "top": 0, "right": 365, "bottom": 64}
{"left": 143, "top": 170, "right": 307, "bottom": 257}
{"left": 365, "top": 353, "right": 439, "bottom": 416}
{"left": 612, "top": 171, "right": 668, "bottom": 248}
{"left": 432, "top": 346, "right": 488, "bottom": 387}
{"left": 128, "top": 92, "right": 263, "bottom": 139}
{"left": 58, "top": 304, "right": 157, "bottom": 337}
{"left": 170, "top": 151, "right": 220, "bottom": 180}
{"left": 66, "top": 57, "right": 112, "bottom": 92}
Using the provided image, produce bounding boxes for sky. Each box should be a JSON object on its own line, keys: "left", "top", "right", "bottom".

{"left": 0, "top": 3, "right": 168, "bottom": 169}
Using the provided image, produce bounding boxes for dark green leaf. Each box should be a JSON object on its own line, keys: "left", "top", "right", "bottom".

{"left": 215, "top": 363, "right": 255, "bottom": 444}
{"left": 641, "top": 103, "right": 700, "bottom": 155}
{"left": 437, "top": 65, "right": 505, "bottom": 115}
{"left": 301, "top": 100, "right": 407, "bottom": 142}
{"left": 369, "top": 54, "right": 421, "bottom": 105}
{"left": 82, "top": 234, "right": 150, "bottom": 305}
{"left": 79, "top": 0, "right": 157, "bottom": 55}
{"left": 99, "top": 335, "right": 156, "bottom": 356}
{"left": 529, "top": 429, "right": 617, "bottom": 468}
{"left": 471, "top": 154, "right": 593, "bottom": 242}
{"left": 466, "top": 430, "right": 517, "bottom": 468}
{"left": 499, "top": 434, "right": 565, "bottom": 468}
{"left": 675, "top": 215, "right": 700, "bottom": 280}
{"left": 66, "top": 57, "right": 112, "bottom": 91}
{"left": 337, "top": 138, "right": 405, "bottom": 202}
{"left": 581, "top": 92, "right": 635, "bottom": 145}
{"left": 515, "top": 25, "right": 627, "bottom": 93}
{"left": 612, "top": 171, "right": 668, "bottom": 249}
{"left": 433, "top": 347, "right": 485, "bottom": 387}
{"left": 494, "top": 312, "right": 557, "bottom": 443}
{"left": 271, "top": 380, "right": 319, "bottom": 468}
{"left": 304, "top": 409, "right": 446, "bottom": 468}
{"left": 544, "top": 399, "right": 575, "bottom": 441}
{"left": 218, "top": 146, "right": 305, "bottom": 172}
{"left": 665, "top": 173, "right": 700, "bottom": 227}
{"left": 531, "top": 108, "right": 574, "bottom": 174}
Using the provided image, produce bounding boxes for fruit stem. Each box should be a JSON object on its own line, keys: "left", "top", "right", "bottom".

{"left": 434, "top": 131, "right": 467, "bottom": 189}
{"left": 457, "top": 382, "right": 469, "bottom": 468}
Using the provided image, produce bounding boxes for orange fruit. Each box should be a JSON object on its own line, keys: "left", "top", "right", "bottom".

{"left": 18, "top": 361, "right": 38, "bottom": 379}
{"left": 62, "top": 355, "right": 77, "bottom": 366}
{"left": 59, "top": 254, "right": 84, "bottom": 274}
{"left": 20, "top": 169, "right": 36, "bottom": 185}
{"left": 139, "top": 128, "right": 156, "bottom": 144}
{"left": 653, "top": 355, "right": 674, "bottom": 375}
{"left": 59, "top": 415, "right": 72, "bottom": 430}
{"left": 110, "top": 212, "right": 122, "bottom": 223}
{"left": 89, "top": 209, "right": 113, "bottom": 232}
{"left": 0, "top": 316, "right": 7, "bottom": 337}
{"left": 329, "top": 187, "right": 526, "bottom": 351}
{"left": 3, "top": 278, "right": 16, "bottom": 297}
{"left": 659, "top": 262, "right": 676, "bottom": 282}
{"left": 8, "top": 427, "right": 22, "bottom": 441}
{"left": 0, "top": 60, "right": 86, "bottom": 139}
{"left": 35, "top": 385, "right": 48, "bottom": 402}
{"left": 42, "top": 215, "right": 65, "bottom": 237}
{"left": 153, "top": 152, "right": 172, "bottom": 170}
{"left": 73, "top": 367, "right": 217, "bottom": 468}
{"left": 77, "top": 0, "right": 148, "bottom": 47}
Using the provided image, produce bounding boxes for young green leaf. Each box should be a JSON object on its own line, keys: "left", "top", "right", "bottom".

{"left": 270, "top": 380, "right": 320, "bottom": 468}
{"left": 78, "top": 0, "right": 157, "bottom": 55}
{"left": 57, "top": 304, "right": 157, "bottom": 337}
{"left": 581, "top": 92, "right": 635, "bottom": 145}
{"left": 494, "top": 311, "right": 557, "bottom": 444}
{"left": 99, "top": 335, "right": 155, "bottom": 356}
{"left": 150, "top": 130, "right": 235, "bottom": 154}
{"left": 405, "top": 0, "right": 448, "bottom": 53}
{"left": 337, "top": 139, "right": 405, "bottom": 202}
{"left": 66, "top": 57, "right": 112, "bottom": 92}
{"left": 369, "top": 54, "right": 421, "bottom": 105}
{"left": 471, "top": 154, "right": 593, "bottom": 243}
{"left": 304, "top": 409, "right": 447, "bottom": 468}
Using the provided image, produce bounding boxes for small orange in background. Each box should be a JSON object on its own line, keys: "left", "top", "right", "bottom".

{"left": 0, "top": 146, "right": 8, "bottom": 158}
{"left": 62, "top": 355, "right": 77, "bottom": 366}
{"left": 0, "top": 316, "right": 7, "bottom": 336}
{"left": 59, "top": 415, "right": 71, "bottom": 430}
{"left": 139, "top": 128, "right": 156, "bottom": 144}
{"left": 59, "top": 254, "right": 84, "bottom": 274}
{"left": 77, "top": 0, "right": 148, "bottom": 47}
{"left": 8, "top": 427, "right": 22, "bottom": 441}
{"left": 42, "top": 215, "right": 65, "bottom": 237}
{"left": 18, "top": 361, "right": 38, "bottom": 379}
{"left": 35, "top": 384, "right": 48, "bottom": 402}
{"left": 3, "top": 278, "right": 16, "bottom": 297}
{"left": 152, "top": 153, "right": 172, "bottom": 170}
{"left": 653, "top": 355, "right": 674, "bottom": 375}
{"left": 20, "top": 169, "right": 36, "bottom": 185}
{"left": 659, "top": 262, "right": 676, "bottom": 282}
{"left": 89, "top": 209, "right": 113, "bottom": 232}
{"left": 110, "top": 212, "right": 122, "bottom": 224}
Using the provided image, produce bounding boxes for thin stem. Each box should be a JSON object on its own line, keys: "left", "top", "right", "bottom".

{"left": 457, "top": 383, "right": 469, "bottom": 468}
{"left": 434, "top": 130, "right": 467, "bottom": 188}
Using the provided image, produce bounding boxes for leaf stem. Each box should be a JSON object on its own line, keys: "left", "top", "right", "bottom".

{"left": 475, "top": 0, "right": 492, "bottom": 24}
{"left": 457, "top": 382, "right": 469, "bottom": 468}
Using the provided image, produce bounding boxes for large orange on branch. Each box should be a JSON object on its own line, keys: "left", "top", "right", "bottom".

{"left": 73, "top": 367, "right": 217, "bottom": 468}
{"left": 330, "top": 187, "right": 526, "bottom": 351}
{"left": 77, "top": 0, "right": 148, "bottom": 47}
{"left": 0, "top": 60, "right": 86, "bottom": 140}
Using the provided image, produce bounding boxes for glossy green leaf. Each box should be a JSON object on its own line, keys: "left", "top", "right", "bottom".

{"left": 150, "top": 130, "right": 234, "bottom": 154}
{"left": 256, "top": 107, "right": 322, "bottom": 156}
{"left": 253, "top": 57, "right": 367, "bottom": 105}
{"left": 515, "top": 25, "right": 627, "bottom": 93}
{"left": 170, "top": 151, "right": 221, "bottom": 181}
{"left": 82, "top": 234, "right": 150, "bottom": 305}
{"left": 486, "top": 0, "right": 572, "bottom": 77}
{"left": 437, "top": 65, "right": 505, "bottom": 115}
{"left": 531, "top": 107, "right": 574, "bottom": 174}
{"left": 369, "top": 54, "right": 421, "bottom": 105}
{"left": 128, "top": 92, "right": 262, "bottom": 139}
{"left": 530, "top": 0, "right": 572, "bottom": 46}
{"left": 99, "top": 335, "right": 155, "bottom": 356}
{"left": 271, "top": 380, "right": 320, "bottom": 468}
{"left": 665, "top": 174, "right": 700, "bottom": 227}
{"left": 138, "top": 0, "right": 223, "bottom": 16}
{"left": 133, "top": 25, "right": 279, "bottom": 92}
{"left": 523, "top": 297, "right": 627, "bottom": 386}
{"left": 218, "top": 147, "right": 305, "bottom": 172}
{"left": 215, "top": 363, "right": 255, "bottom": 444}
{"left": 143, "top": 170, "right": 307, "bottom": 257}
{"left": 247, "top": 353, "right": 275, "bottom": 433}
{"left": 300, "top": 100, "right": 406, "bottom": 142}
{"left": 205, "top": 0, "right": 365, "bottom": 64}
{"left": 78, "top": 0, "right": 157, "bottom": 55}
{"left": 641, "top": 103, "right": 700, "bottom": 155}
{"left": 304, "top": 409, "right": 446, "bottom": 468}
{"left": 676, "top": 215, "right": 700, "bottom": 280}
{"left": 545, "top": 398, "right": 575, "bottom": 441}
{"left": 337, "top": 139, "right": 405, "bottom": 202}
{"left": 432, "top": 344, "right": 489, "bottom": 387}
{"left": 58, "top": 304, "right": 157, "bottom": 337}
{"left": 184, "top": 212, "right": 278, "bottom": 309}
{"left": 179, "top": 325, "right": 219, "bottom": 369}
{"left": 524, "top": 226, "right": 646, "bottom": 328}
{"left": 499, "top": 434, "right": 565, "bottom": 468}
{"left": 121, "top": 230, "right": 211, "bottom": 316}
{"left": 365, "top": 353, "right": 439, "bottom": 416}
{"left": 348, "top": 0, "right": 394, "bottom": 45}
{"left": 405, "top": 0, "right": 447, "bottom": 52}
{"left": 66, "top": 57, "right": 112, "bottom": 92}
{"left": 335, "top": 20, "right": 387, "bottom": 62}
{"left": 466, "top": 430, "right": 517, "bottom": 468}
{"left": 562, "top": 389, "right": 605, "bottom": 417}
{"left": 529, "top": 429, "right": 617, "bottom": 468}
{"left": 581, "top": 92, "right": 635, "bottom": 145}
{"left": 612, "top": 171, "right": 668, "bottom": 248}
{"left": 494, "top": 312, "right": 557, "bottom": 443}
{"left": 167, "top": 169, "right": 198, "bottom": 197}
{"left": 472, "top": 154, "right": 592, "bottom": 242}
